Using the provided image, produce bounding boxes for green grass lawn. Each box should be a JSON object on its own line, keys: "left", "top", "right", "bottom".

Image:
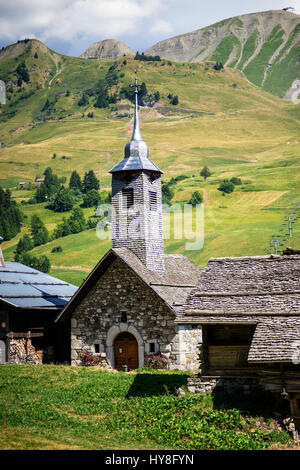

{"left": 0, "top": 364, "right": 295, "bottom": 450}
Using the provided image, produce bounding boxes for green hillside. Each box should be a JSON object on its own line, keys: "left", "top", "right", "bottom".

{"left": 0, "top": 39, "right": 300, "bottom": 285}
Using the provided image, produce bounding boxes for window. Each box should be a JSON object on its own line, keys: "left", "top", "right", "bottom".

{"left": 149, "top": 342, "right": 155, "bottom": 353}
{"left": 121, "top": 312, "right": 127, "bottom": 323}
{"left": 149, "top": 191, "right": 157, "bottom": 211}
{"left": 122, "top": 188, "right": 134, "bottom": 209}
{"left": 94, "top": 343, "right": 100, "bottom": 354}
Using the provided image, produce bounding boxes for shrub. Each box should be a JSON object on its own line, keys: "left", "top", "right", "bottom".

{"left": 230, "top": 177, "right": 242, "bottom": 185}
{"left": 51, "top": 245, "right": 63, "bottom": 253}
{"left": 218, "top": 180, "right": 235, "bottom": 194}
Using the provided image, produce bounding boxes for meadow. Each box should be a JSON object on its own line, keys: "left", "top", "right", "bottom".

{"left": 0, "top": 364, "right": 295, "bottom": 451}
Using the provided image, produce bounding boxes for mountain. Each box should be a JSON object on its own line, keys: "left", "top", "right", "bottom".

{"left": 145, "top": 10, "right": 300, "bottom": 99}
{"left": 80, "top": 39, "right": 135, "bottom": 59}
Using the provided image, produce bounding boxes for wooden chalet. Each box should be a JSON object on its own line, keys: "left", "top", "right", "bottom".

{"left": 0, "top": 248, "right": 77, "bottom": 364}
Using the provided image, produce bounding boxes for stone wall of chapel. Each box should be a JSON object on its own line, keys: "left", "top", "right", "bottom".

{"left": 70, "top": 259, "right": 177, "bottom": 367}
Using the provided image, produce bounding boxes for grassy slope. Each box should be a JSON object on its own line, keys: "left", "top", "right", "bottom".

{"left": 0, "top": 40, "right": 300, "bottom": 285}
{"left": 0, "top": 365, "right": 294, "bottom": 450}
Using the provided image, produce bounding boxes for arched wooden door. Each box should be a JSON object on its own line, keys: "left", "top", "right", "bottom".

{"left": 114, "top": 332, "right": 138, "bottom": 371}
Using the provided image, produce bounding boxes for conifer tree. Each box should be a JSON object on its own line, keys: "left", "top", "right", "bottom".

{"left": 69, "top": 170, "right": 82, "bottom": 192}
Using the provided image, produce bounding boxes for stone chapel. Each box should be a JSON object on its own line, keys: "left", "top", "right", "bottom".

{"left": 56, "top": 76, "right": 203, "bottom": 370}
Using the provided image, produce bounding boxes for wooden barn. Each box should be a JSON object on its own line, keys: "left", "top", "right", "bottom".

{"left": 0, "top": 247, "right": 78, "bottom": 364}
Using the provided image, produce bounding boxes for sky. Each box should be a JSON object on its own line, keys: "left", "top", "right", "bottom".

{"left": 0, "top": 0, "right": 299, "bottom": 56}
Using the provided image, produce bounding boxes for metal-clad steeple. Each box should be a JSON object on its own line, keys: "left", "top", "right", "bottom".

{"left": 109, "top": 71, "right": 163, "bottom": 174}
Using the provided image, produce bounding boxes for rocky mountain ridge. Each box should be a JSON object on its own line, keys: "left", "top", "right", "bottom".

{"left": 79, "top": 39, "right": 135, "bottom": 59}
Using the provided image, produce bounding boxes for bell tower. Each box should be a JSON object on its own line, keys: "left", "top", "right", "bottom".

{"left": 109, "top": 73, "right": 165, "bottom": 273}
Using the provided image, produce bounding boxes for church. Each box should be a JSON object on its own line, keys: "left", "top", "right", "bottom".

{"left": 56, "top": 76, "right": 300, "bottom": 432}
{"left": 56, "top": 76, "right": 203, "bottom": 371}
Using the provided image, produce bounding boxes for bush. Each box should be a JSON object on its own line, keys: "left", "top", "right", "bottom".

{"left": 51, "top": 245, "right": 63, "bottom": 253}
{"left": 218, "top": 180, "right": 235, "bottom": 194}
{"left": 230, "top": 177, "right": 242, "bottom": 185}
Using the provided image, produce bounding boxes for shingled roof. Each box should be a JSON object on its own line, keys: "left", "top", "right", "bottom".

{"left": 248, "top": 318, "right": 300, "bottom": 363}
{"left": 56, "top": 248, "right": 201, "bottom": 322}
{"left": 0, "top": 262, "right": 78, "bottom": 309}
{"left": 180, "top": 254, "right": 300, "bottom": 363}
{"left": 180, "top": 255, "right": 300, "bottom": 318}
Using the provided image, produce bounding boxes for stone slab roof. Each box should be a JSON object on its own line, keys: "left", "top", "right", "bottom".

{"left": 180, "top": 255, "right": 300, "bottom": 318}
{"left": 179, "top": 254, "right": 300, "bottom": 363}
{"left": 114, "top": 247, "right": 200, "bottom": 310}
{"left": 56, "top": 248, "right": 201, "bottom": 322}
{"left": 248, "top": 318, "right": 300, "bottom": 363}
{"left": 0, "top": 262, "right": 78, "bottom": 309}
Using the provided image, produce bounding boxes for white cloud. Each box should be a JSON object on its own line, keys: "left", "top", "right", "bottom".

{"left": 150, "top": 19, "right": 173, "bottom": 34}
{"left": 0, "top": 0, "right": 164, "bottom": 42}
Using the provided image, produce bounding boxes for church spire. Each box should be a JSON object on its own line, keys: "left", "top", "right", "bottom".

{"left": 131, "top": 71, "right": 143, "bottom": 142}
{"left": 109, "top": 71, "right": 162, "bottom": 175}
{"left": 110, "top": 72, "right": 165, "bottom": 273}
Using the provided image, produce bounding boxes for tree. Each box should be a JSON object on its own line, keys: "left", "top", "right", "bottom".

{"left": 35, "top": 184, "right": 48, "bottom": 203}
{"left": 53, "top": 217, "right": 71, "bottom": 239}
{"left": 68, "top": 208, "right": 86, "bottom": 233}
{"left": 69, "top": 170, "right": 82, "bottom": 192}
{"left": 214, "top": 61, "right": 224, "bottom": 71}
{"left": 30, "top": 215, "right": 49, "bottom": 246}
{"left": 82, "top": 189, "right": 100, "bottom": 207}
{"left": 83, "top": 170, "right": 100, "bottom": 193}
{"left": 171, "top": 95, "right": 179, "bottom": 105}
{"left": 162, "top": 183, "right": 174, "bottom": 205}
{"left": 94, "top": 92, "right": 109, "bottom": 108}
{"left": 188, "top": 191, "right": 203, "bottom": 206}
{"left": 16, "top": 61, "right": 30, "bottom": 83}
{"left": 48, "top": 186, "right": 74, "bottom": 212}
{"left": 15, "top": 234, "right": 33, "bottom": 254}
{"left": 16, "top": 252, "right": 51, "bottom": 273}
{"left": 200, "top": 166, "right": 211, "bottom": 181}
{"left": 218, "top": 180, "right": 234, "bottom": 194}
{"left": 78, "top": 93, "right": 89, "bottom": 106}
{"left": 0, "top": 187, "right": 23, "bottom": 240}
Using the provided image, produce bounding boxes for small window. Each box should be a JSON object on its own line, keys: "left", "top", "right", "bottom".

{"left": 94, "top": 343, "right": 100, "bottom": 354}
{"left": 149, "top": 342, "right": 155, "bottom": 353}
{"left": 122, "top": 188, "right": 134, "bottom": 209}
{"left": 149, "top": 191, "right": 157, "bottom": 211}
{"left": 121, "top": 312, "right": 127, "bottom": 323}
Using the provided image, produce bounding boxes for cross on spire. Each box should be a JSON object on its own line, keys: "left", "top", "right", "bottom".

{"left": 131, "top": 69, "right": 142, "bottom": 142}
